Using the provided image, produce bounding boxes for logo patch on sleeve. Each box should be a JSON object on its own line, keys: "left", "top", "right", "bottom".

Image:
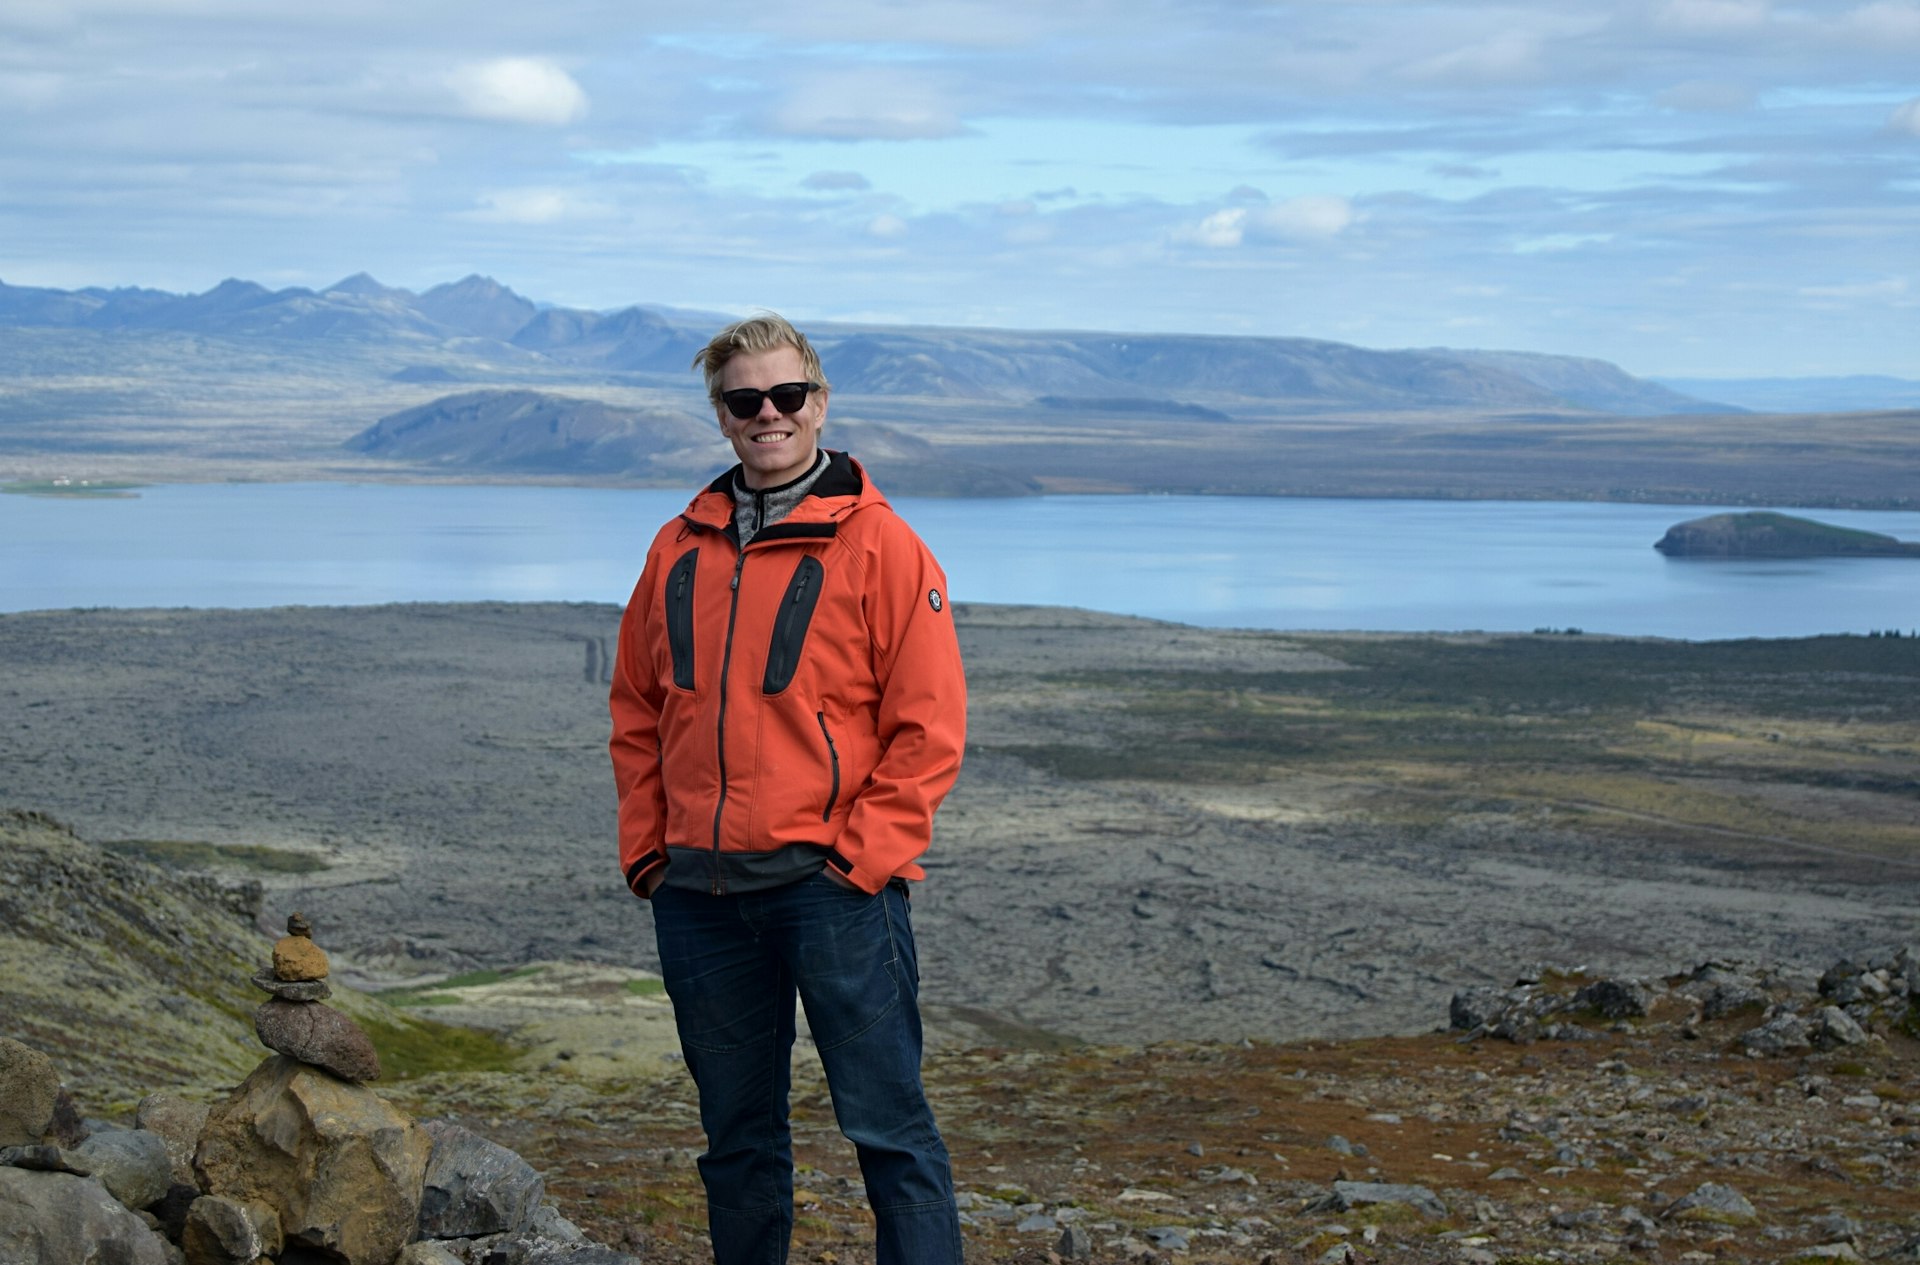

{"left": 928, "top": 588, "right": 944, "bottom": 612}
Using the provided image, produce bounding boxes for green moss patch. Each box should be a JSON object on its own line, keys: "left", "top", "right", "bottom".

{"left": 357, "top": 1010, "right": 524, "bottom": 1078}
{"left": 375, "top": 964, "right": 545, "bottom": 1007}
{"left": 100, "top": 838, "right": 329, "bottom": 874}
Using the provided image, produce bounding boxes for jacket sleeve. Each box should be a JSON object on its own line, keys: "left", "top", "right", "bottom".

{"left": 609, "top": 556, "right": 671, "bottom": 899}
{"left": 829, "top": 515, "right": 967, "bottom": 893}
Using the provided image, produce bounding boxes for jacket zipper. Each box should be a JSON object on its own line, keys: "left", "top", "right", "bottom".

{"left": 708, "top": 549, "right": 747, "bottom": 894}
{"left": 816, "top": 711, "right": 840, "bottom": 822}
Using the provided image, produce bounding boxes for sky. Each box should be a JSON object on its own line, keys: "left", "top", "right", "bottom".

{"left": 1, "top": 1, "right": 1917, "bottom": 378}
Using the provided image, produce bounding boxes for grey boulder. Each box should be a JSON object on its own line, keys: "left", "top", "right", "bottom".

{"left": 1814, "top": 1005, "right": 1869, "bottom": 1047}
{"left": 182, "top": 1193, "right": 284, "bottom": 1265}
{"left": 398, "top": 1244, "right": 468, "bottom": 1265}
{"left": 1323, "top": 1180, "right": 1449, "bottom": 1219}
{"left": 465, "top": 1233, "right": 643, "bottom": 1265}
{"left": 1664, "top": 1181, "right": 1758, "bottom": 1224}
{"left": 0, "top": 1165, "right": 173, "bottom": 1265}
{"left": 1573, "top": 977, "right": 1654, "bottom": 1018}
{"left": 73, "top": 1127, "right": 173, "bottom": 1211}
{"left": 419, "top": 1119, "right": 547, "bottom": 1238}
{"left": 0, "top": 1144, "right": 91, "bottom": 1176}
{"left": 136, "top": 1093, "right": 212, "bottom": 1187}
{"left": 1741, "top": 1012, "right": 1812, "bottom": 1055}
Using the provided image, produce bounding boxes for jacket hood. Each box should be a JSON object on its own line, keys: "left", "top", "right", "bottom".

{"left": 681, "top": 449, "right": 886, "bottom": 533}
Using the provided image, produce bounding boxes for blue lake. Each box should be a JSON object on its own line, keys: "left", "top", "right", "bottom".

{"left": 4, "top": 483, "right": 1918, "bottom": 640}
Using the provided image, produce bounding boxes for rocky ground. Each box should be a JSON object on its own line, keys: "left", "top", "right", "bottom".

{"left": 3, "top": 815, "right": 1918, "bottom": 1262}
{"left": 4, "top": 601, "right": 1919, "bottom": 1261}
{"left": 393, "top": 956, "right": 1920, "bottom": 1264}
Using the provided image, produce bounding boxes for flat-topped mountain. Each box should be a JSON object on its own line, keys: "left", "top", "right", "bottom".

{"left": 345, "top": 390, "right": 714, "bottom": 477}
{"left": 1655, "top": 511, "right": 1920, "bottom": 558}
{"left": 346, "top": 389, "right": 1041, "bottom": 495}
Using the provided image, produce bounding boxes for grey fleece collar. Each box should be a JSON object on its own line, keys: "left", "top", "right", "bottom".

{"left": 732, "top": 450, "right": 830, "bottom": 548}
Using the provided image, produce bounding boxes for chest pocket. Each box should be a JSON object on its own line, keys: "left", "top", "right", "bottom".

{"left": 664, "top": 548, "right": 698, "bottom": 691}
{"left": 762, "top": 555, "right": 825, "bottom": 695}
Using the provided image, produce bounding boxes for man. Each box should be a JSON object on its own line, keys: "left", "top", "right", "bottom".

{"left": 609, "top": 313, "right": 967, "bottom": 1265}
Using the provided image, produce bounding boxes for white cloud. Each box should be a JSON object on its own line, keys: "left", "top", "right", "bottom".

{"left": 771, "top": 72, "right": 966, "bottom": 141}
{"left": 1405, "top": 32, "right": 1545, "bottom": 85}
{"left": 1889, "top": 97, "right": 1920, "bottom": 137}
{"left": 1656, "top": 80, "right": 1756, "bottom": 112}
{"left": 1841, "top": 1, "right": 1920, "bottom": 46}
{"left": 466, "top": 188, "right": 574, "bottom": 223}
{"left": 1181, "top": 208, "right": 1246, "bottom": 249}
{"left": 1799, "top": 276, "right": 1908, "bottom": 299}
{"left": 1178, "top": 195, "right": 1353, "bottom": 249}
{"left": 802, "top": 170, "right": 872, "bottom": 192}
{"left": 754, "top": 0, "right": 1053, "bottom": 48}
{"left": 866, "top": 213, "right": 909, "bottom": 239}
{"left": 0, "top": 1, "right": 79, "bottom": 35}
{"left": 447, "top": 57, "right": 586, "bottom": 126}
{"left": 1653, "top": 0, "right": 1772, "bottom": 32}
{"left": 0, "top": 71, "right": 64, "bottom": 109}
{"left": 1514, "top": 233, "right": 1615, "bottom": 254}
{"left": 1251, "top": 195, "right": 1354, "bottom": 240}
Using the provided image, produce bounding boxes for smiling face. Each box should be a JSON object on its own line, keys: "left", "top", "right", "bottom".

{"left": 715, "top": 345, "right": 829, "bottom": 490}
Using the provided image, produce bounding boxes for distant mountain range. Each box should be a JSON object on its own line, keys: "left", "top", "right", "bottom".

{"left": 1652, "top": 375, "right": 1920, "bottom": 414}
{"left": 0, "top": 273, "right": 1733, "bottom": 417}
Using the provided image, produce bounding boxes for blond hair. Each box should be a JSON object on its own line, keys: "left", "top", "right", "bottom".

{"left": 692, "top": 312, "right": 829, "bottom": 404}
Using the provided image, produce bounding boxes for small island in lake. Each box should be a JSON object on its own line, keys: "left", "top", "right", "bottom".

{"left": 1654, "top": 510, "right": 1920, "bottom": 558}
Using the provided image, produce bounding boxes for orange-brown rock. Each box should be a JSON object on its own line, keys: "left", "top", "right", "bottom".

{"left": 271, "top": 936, "right": 329, "bottom": 983}
{"left": 194, "top": 1056, "right": 427, "bottom": 1265}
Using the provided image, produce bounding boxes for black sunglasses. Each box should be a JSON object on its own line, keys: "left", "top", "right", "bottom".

{"left": 720, "top": 381, "right": 822, "bottom": 420}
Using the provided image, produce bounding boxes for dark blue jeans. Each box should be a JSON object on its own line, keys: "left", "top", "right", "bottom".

{"left": 650, "top": 873, "right": 963, "bottom": 1265}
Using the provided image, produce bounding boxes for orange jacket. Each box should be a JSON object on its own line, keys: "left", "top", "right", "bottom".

{"left": 610, "top": 452, "right": 966, "bottom": 897}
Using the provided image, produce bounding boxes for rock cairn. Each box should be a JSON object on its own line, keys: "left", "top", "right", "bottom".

{"left": 250, "top": 912, "right": 382, "bottom": 1083}
{"left": 1, "top": 908, "right": 642, "bottom": 1265}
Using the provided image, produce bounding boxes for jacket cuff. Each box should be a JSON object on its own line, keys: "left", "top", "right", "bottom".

{"left": 824, "top": 850, "right": 888, "bottom": 896}
{"left": 624, "top": 853, "right": 668, "bottom": 900}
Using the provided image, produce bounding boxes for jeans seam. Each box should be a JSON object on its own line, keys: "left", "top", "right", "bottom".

{"left": 879, "top": 885, "right": 906, "bottom": 976}
{"left": 811, "top": 887, "right": 907, "bottom": 1054}
{"left": 871, "top": 1196, "right": 958, "bottom": 1213}
{"left": 810, "top": 983, "right": 901, "bottom": 1053}
{"left": 761, "top": 959, "right": 791, "bottom": 1238}
{"left": 708, "top": 1200, "right": 790, "bottom": 1214}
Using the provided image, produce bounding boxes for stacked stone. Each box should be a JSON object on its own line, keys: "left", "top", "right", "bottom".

{"left": 251, "top": 912, "right": 381, "bottom": 1084}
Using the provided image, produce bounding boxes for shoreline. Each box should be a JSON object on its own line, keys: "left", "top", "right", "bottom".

{"left": 8, "top": 467, "right": 1920, "bottom": 514}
